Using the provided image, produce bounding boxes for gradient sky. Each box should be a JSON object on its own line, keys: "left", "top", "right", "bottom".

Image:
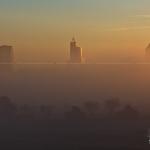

{"left": 0, "top": 0, "right": 150, "bottom": 62}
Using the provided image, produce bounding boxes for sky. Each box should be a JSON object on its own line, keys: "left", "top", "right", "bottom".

{"left": 0, "top": 0, "right": 150, "bottom": 62}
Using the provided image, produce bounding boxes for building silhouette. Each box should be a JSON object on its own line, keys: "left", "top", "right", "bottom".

{"left": 0, "top": 45, "right": 14, "bottom": 63}
{"left": 70, "top": 38, "right": 83, "bottom": 63}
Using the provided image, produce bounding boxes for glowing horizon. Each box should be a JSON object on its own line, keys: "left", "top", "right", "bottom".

{"left": 0, "top": 0, "right": 150, "bottom": 62}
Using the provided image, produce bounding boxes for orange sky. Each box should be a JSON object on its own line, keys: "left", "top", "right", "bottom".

{"left": 0, "top": 0, "right": 150, "bottom": 62}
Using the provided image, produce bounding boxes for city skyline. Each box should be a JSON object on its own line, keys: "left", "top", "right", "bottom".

{"left": 0, "top": 38, "right": 150, "bottom": 63}
{"left": 1, "top": 0, "right": 150, "bottom": 62}
{"left": 0, "top": 45, "right": 14, "bottom": 63}
{"left": 70, "top": 37, "right": 83, "bottom": 63}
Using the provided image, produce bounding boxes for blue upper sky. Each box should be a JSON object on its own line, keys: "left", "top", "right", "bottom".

{"left": 0, "top": 0, "right": 149, "bottom": 14}
{"left": 0, "top": 0, "right": 149, "bottom": 24}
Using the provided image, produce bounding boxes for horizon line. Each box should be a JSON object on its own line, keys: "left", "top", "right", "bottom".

{"left": 1, "top": 62, "right": 150, "bottom": 65}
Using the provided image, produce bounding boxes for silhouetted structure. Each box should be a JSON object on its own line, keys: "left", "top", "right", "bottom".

{"left": 0, "top": 45, "right": 14, "bottom": 63}
{"left": 0, "top": 96, "right": 16, "bottom": 120}
{"left": 145, "top": 43, "right": 150, "bottom": 60}
{"left": 70, "top": 38, "right": 83, "bottom": 63}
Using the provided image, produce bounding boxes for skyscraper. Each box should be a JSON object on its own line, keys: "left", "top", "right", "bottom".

{"left": 146, "top": 43, "right": 150, "bottom": 57}
{"left": 0, "top": 45, "right": 14, "bottom": 63}
{"left": 70, "top": 38, "right": 83, "bottom": 63}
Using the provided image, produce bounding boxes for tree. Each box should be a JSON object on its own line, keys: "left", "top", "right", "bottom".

{"left": 40, "top": 105, "right": 53, "bottom": 120}
{"left": 118, "top": 104, "right": 139, "bottom": 120}
{"left": 105, "top": 98, "right": 120, "bottom": 115}
{"left": 84, "top": 101, "right": 100, "bottom": 118}
{"left": 65, "top": 105, "right": 85, "bottom": 121}
{"left": 0, "top": 96, "right": 17, "bottom": 120}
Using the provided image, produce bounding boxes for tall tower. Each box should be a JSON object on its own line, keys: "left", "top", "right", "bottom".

{"left": 146, "top": 43, "right": 150, "bottom": 56}
{"left": 0, "top": 45, "right": 14, "bottom": 72}
{"left": 0, "top": 45, "right": 14, "bottom": 63}
{"left": 70, "top": 38, "right": 82, "bottom": 63}
{"left": 70, "top": 37, "right": 76, "bottom": 49}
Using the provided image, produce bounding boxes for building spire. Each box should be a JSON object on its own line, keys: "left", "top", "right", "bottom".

{"left": 72, "top": 37, "right": 76, "bottom": 42}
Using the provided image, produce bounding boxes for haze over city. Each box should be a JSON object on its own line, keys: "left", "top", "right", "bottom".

{"left": 1, "top": 1, "right": 150, "bottom": 149}
{"left": 1, "top": 0, "right": 150, "bottom": 62}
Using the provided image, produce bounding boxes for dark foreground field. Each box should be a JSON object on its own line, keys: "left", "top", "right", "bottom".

{"left": 0, "top": 119, "right": 149, "bottom": 150}
{"left": 0, "top": 64, "right": 150, "bottom": 149}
